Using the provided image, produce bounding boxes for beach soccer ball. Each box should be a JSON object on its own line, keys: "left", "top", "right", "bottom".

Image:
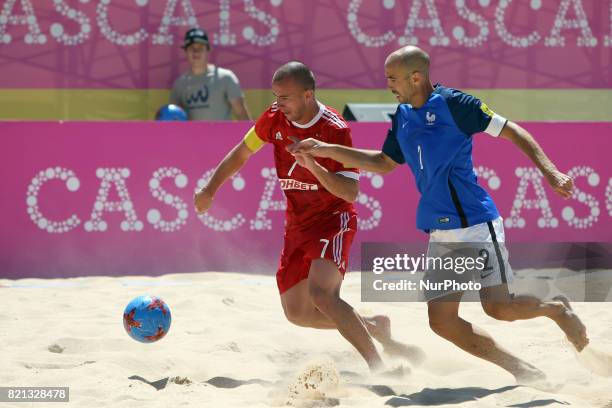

{"left": 123, "top": 295, "right": 172, "bottom": 343}
{"left": 155, "top": 104, "right": 188, "bottom": 121}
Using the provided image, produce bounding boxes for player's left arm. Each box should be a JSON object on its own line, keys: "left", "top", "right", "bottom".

{"left": 499, "top": 121, "right": 573, "bottom": 199}
{"left": 294, "top": 153, "right": 359, "bottom": 202}
{"left": 451, "top": 91, "right": 573, "bottom": 200}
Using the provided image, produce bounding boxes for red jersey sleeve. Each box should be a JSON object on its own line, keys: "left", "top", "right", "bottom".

{"left": 254, "top": 103, "right": 280, "bottom": 143}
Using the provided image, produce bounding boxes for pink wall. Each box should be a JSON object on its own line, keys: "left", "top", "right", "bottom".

{"left": 0, "top": 0, "right": 610, "bottom": 89}
{"left": 1, "top": 121, "right": 611, "bottom": 278}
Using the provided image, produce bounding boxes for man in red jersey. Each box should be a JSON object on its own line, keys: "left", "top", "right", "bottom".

{"left": 194, "top": 62, "right": 419, "bottom": 373}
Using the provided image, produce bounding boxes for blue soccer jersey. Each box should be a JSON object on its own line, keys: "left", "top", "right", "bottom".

{"left": 382, "top": 84, "right": 508, "bottom": 232}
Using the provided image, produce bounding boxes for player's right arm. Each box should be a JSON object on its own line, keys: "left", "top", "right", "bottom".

{"left": 288, "top": 141, "right": 398, "bottom": 174}
{"left": 194, "top": 126, "right": 264, "bottom": 213}
{"left": 287, "top": 109, "right": 403, "bottom": 174}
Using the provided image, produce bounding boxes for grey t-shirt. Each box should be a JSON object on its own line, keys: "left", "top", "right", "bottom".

{"left": 169, "top": 65, "right": 244, "bottom": 121}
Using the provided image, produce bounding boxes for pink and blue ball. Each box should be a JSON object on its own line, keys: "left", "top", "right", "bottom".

{"left": 123, "top": 295, "right": 172, "bottom": 343}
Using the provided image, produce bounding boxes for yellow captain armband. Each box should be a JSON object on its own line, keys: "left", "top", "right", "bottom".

{"left": 243, "top": 126, "right": 266, "bottom": 153}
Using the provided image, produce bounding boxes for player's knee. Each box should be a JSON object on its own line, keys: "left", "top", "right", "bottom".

{"left": 282, "top": 299, "right": 312, "bottom": 327}
{"left": 428, "top": 315, "right": 457, "bottom": 338}
{"left": 482, "top": 302, "right": 516, "bottom": 322}
{"left": 282, "top": 303, "right": 309, "bottom": 327}
{"left": 308, "top": 286, "right": 336, "bottom": 311}
{"left": 429, "top": 318, "right": 447, "bottom": 337}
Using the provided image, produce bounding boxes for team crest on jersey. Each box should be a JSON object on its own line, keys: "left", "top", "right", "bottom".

{"left": 426, "top": 111, "right": 436, "bottom": 125}
{"left": 480, "top": 103, "right": 494, "bottom": 117}
{"left": 275, "top": 131, "right": 283, "bottom": 140}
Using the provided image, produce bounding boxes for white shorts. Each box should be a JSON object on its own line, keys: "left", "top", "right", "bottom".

{"left": 423, "top": 217, "right": 514, "bottom": 301}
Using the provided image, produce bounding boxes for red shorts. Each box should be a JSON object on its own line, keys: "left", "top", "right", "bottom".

{"left": 276, "top": 211, "right": 357, "bottom": 294}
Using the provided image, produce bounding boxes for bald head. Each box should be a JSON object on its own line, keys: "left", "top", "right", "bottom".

{"left": 384, "top": 46, "right": 433, "bottom": 106}
{"left": 385, "top": 46, "right": 430, "bottom": 78}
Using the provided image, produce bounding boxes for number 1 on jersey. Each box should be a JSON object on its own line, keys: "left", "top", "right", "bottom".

{"left": 417, "top": 145, "right": 424, "bottom": 170}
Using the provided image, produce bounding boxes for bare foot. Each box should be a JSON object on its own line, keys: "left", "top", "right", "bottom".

{"left": 514, "top": 365, "right": 561, "bottom": 392}
{"left": 552, "top": 295, "right": 589, "bottom": 351}
{"left": 513, "top": 365, "right": 561, "bottom": 391}
{"left": 383, "top": 341, "right": 427, "bottom": 366}
{"left": 367, "top": 315, "right": 391, "bottom": 343}
{"left": 514, "top": 365, "right": 547, "bottom": 385}
{"left": 366, "top": 315, "right": 426, "bottom": 366}
{"left": 518, "top": 376, "right": 560, "bottom": 392}
{"left": 371, "top": 363, "right": 409, "bottom": 379}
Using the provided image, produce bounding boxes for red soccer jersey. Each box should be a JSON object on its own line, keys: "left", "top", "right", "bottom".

{"left": 253, "top": 101, "right": 359, "bottom": 231}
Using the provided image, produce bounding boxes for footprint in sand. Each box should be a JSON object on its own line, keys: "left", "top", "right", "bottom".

{"left": 48, "top": 344, "right": 64, "bottom": 353}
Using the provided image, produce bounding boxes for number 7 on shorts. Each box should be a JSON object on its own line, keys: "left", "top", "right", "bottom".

{"left": 319, "top": 239, "right": 330, "bottom": 258}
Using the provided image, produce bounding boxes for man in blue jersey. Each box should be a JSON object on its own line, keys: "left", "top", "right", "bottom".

{"left": 287, "top": 46, "right": 589, "bottom": 384}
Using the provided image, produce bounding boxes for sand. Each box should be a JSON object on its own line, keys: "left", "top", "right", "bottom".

{"left": 1, "top": 271, "right": 612, "bottom": 408}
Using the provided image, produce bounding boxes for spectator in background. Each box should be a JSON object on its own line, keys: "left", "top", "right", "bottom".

{"left": 170, "top": 28, "right": 251, "bottom": 121}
